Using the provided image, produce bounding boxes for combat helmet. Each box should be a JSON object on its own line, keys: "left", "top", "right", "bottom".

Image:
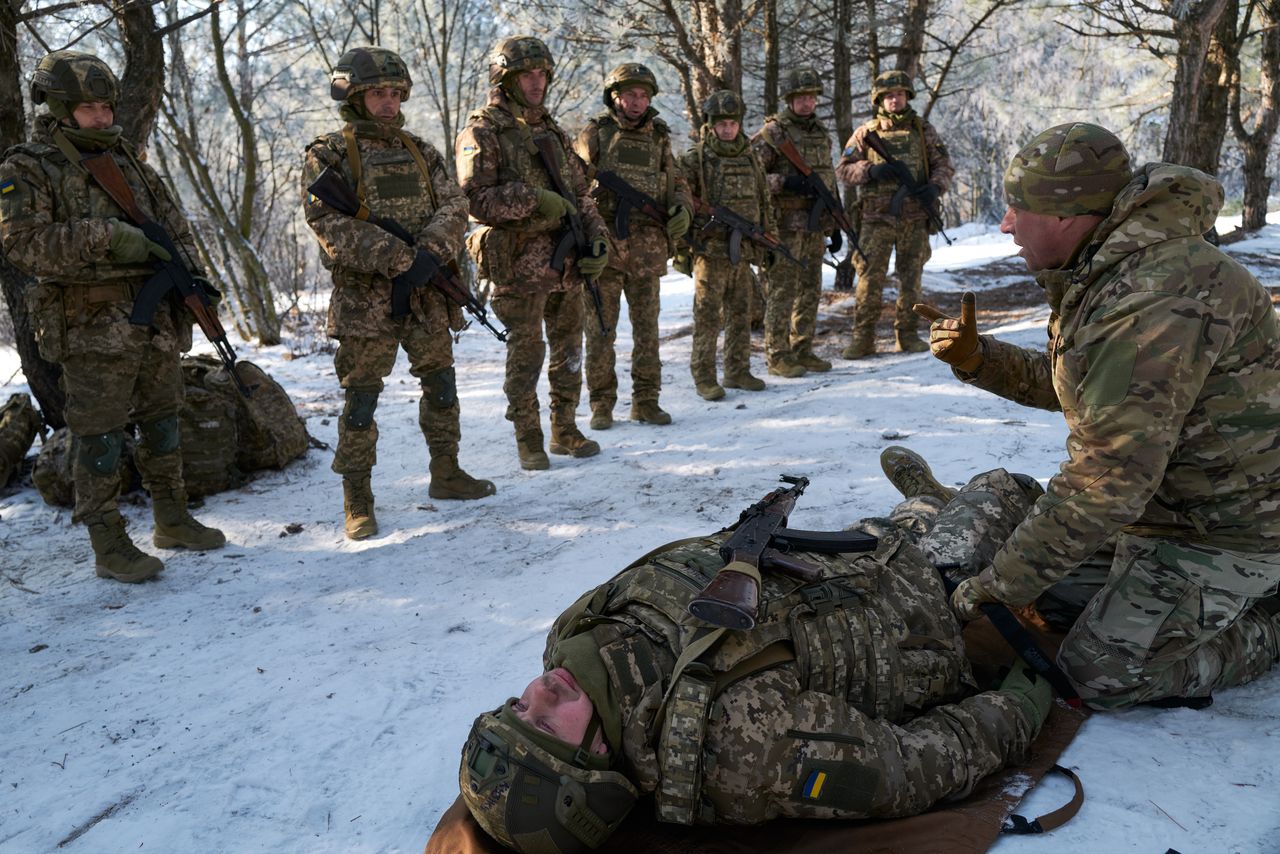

{"left": 702, "top": 89, "right": 745, "bottom": 124}
{"left": 460, "top": 701, "right": 638, "bottom": 853}
{"left": 603, "top": 62, "right": 658, "bottom": 108}
{"left": 489, "top": 36, "right": 555, "bottom": 89}
{"left": 782, "top": 66, "right": 823, "bottom": 100}
{"left": 30, "top": 51, "right": 118, "bottom": 120}
{"left": 330, "top": 46, "right": 412, "bottom": 101}
{"left": 871, "top": 69, "right": 915, "bottom": 104}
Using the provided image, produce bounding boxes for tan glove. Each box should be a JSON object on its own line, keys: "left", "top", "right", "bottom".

{"left": 914, "top": 291, "right": 982, "bottom": 372}
{"left": 949, "top": 574, "right": 1002, "bottom": 623}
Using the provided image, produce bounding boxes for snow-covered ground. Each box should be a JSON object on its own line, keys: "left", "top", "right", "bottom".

{"left": 2, "top": 222, "right": 1278, "bottom": 853}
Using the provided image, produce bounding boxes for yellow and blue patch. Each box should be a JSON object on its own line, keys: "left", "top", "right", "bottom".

{"left": 801, "top": 769, "right": 827, "bottom": 800}
{"left": 842, "top": 146, "right": 855, "bottom": 158}
{"left": 0, "top": 178, "right": 14, "bottom": 195}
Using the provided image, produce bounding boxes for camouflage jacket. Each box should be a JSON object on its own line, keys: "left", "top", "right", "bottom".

{"left": 751, "top": 110, "right": 837, "bottom": 234}
{"left": 575, "top": 108, "right": 691, "bottom": 277}
{"left": 678, "top": 128, "right": 776, "bottom": 264}
{"left": 542, "top": 528, "right": 1039, "bottom": 825}
{"left": 302, "top": 119, "right": 468, "bottom": 338}
{"left": 0, "top": 115, "right": 200, "bottom": 360}
{"left": 836, "top": 109, "right": 953, "bottom": 225}
{"left": 456, "top": 88, "right": 607, "bottom": 296}
{"left": 963, "top": 164, "right": 1280, "bottom": 606}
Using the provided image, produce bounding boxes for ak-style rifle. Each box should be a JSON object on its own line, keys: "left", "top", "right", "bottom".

{"left": 591, "top": 170, "right": 671, "bottom": 240}
{"left": 863, "top": 130, "right": 953, "bottom": 245}
{"left": 774, "top": 135, "right": 866, "bottom": 281}
{"left": 688, "top": 193, "right": 806, "bottom": 269}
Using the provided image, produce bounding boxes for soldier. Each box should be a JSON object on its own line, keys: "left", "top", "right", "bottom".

{"left": 915, "top": 123, "right": 1280, "bottom": 708}
{"left": 458, "top": 467, "right": 1053, "bottom": 850}
{"left": 456, "top": 36, "right": 610, "bottom": 469}
{"left": 0, "top": 51, "right": 225, "bottom": 582}
{"left": 678, "top": 90, "right": 774, "bottom": 401}
{"left": 574, "top": 63, "right": 692, "bottom": 429}
{"left": 302, "top": 46, "right": 494, "bottom": 541}
{"left": 836, "top": 70, "right": 954, "bottom": 358}
{"left": 752, "top": 66, "right": 838, "bottom": 377}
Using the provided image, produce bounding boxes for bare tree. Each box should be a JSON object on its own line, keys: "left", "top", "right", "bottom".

{"left": 1229, "top": 0, "right": 1280, "bottom": 230}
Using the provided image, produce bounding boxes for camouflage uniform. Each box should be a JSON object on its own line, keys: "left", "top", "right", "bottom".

{"left": 457, "top": 39, "right": 609, "bottom": 464}
{"left": 956, "top": 124, "right": 1280, "bottom": 708}
{"left": 836, "top": 71, "right": 953, "bottom": 356}
{"left": 575, "top": 69, "right": 691, "bottom": 426}
{"left": 752, "top": 68, "right": 836, "bottom": 373}
{"left": 679, "top": 92, "right": 774, "bottom": 397}
{"left": 0, "top": 52, "right": 223, "bottom": 581}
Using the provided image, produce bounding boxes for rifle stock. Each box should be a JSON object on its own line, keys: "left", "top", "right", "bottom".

{"left": 774, "top": 137, "right": 866, "bottom": 265}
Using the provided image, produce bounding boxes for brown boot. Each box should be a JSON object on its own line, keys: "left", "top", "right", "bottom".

{"left": 86, "top": 510, "right": 164, "bottom": 583}
{"left": 342, "top": 474, "right": 378, "bottom": 540}
{"left": 795, "top": 351, "right": 833, "bottom": 372}
{"left": 152, "top": 491, "right": 226, "bottom": 550}
{"left": 630, "top": 399, "right": 672, "bottom": 425}
{"left": 723, "top": 372, "right": 766, "bottom": 391}
{"left": 767, "top": 355, "right": 807, "bottom": 378}
{"left": 695, "top": 381, "right": 725, "bottom": 401}
{"left": 895, "top": 330, "right": 929, "bottom": 353}
{"left": 428, "top": 455, "right": 496, "bottom": 500}
{"left": 549, "top": 424, "right": 600, "bottom": 458}
{"left": 589, "top": 404, "right": 613, "bottom": 431}
{"left": 842, "top": 329, "right": 876, "bottom": 360}
{"left": 880, "top": 446, "right": 957, "bottom": 502}
{"left": 516, "top": 431, "right": 550, "bottom": 471}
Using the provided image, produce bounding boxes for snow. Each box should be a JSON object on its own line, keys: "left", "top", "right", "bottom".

{"left": 2, "top": 224, "right": 1278, "bottom": 853}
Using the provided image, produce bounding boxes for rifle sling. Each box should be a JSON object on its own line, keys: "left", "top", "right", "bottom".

{"left": 1002, "top": 764, "right": 1085, "bottom": 834}
{"left": 75, "top": 148, "right": 149, "bottom": 227}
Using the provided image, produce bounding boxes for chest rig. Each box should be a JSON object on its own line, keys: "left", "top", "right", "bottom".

{"left": 591, "top": 113, "right": 671, "bottom": 226}
{"left": 474, "top": 104, "right": 577, "bottom": 234}
{"left": 693, "top": 140, "right": 762, "bottom": 223}
{"left": 769, "top": 114, "right": 836, "bottom": 209}
{"left": 339, "top": 124, "right": 438, "bottom": 237}
{"left": 862, "top": 114, "right": 927, "bottom": 210}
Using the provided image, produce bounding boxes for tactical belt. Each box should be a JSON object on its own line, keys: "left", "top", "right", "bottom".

{"left": 65, "top": 281, "right": 141, "bottom": 308}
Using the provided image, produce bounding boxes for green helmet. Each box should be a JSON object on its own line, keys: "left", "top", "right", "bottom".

{"left": 603, "top": 62, "right": 658, "bottom": 108}
{"left": 782, "top": 66, "right": 822, "bottom": 100}
{"left": 871, "top": 69, "right": 915, "bottom": 104}
{"left": 489, "top": 36, "right": 555, "bottom": 89}
{"left": 460, "top": 701, "right": 638, "bottom": 853}
{"left": 1004, "top": 122, "right": 1132, "bottom": 217}
{"left": 30, "top": 51, "right": 118, "bottom": 119}
{"left": 330, "top": 46, "right": 412, "bottom": 102}
{"left": 702, "top": 89, "right": 745, "bottom": 124}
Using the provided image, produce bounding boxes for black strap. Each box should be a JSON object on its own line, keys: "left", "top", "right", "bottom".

{"left": 1002, "top": 764, "right": 1085, "bottom": 834}
{"left": 770, "top": 527, "right": 878, "bottom": 554}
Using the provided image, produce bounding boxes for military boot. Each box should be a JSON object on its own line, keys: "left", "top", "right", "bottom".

{"left": 842, "top": 329, "right": 876, "bottom": 360}
{"left": 152, "top": 492, "right": 227, "bottom": 550}
{"left": 895, "top": 330, "right": 930, "bottom": 353}
{"left": 723, "top": 372, "right": 766, "bottom": 391}
{"left": 589, "top": 404, "right": 613, "bottom": 431}
{"left": 696, "top": 382, "right": 726, "bottom": 401}
{"left": 428, "top": 455, "right": 497, "bottom": 500}
{"left": 86, "top": 510, "right": 164, "bottom": 583}
{"left": 767, "top": 355, "right": 807, "bottom": 379}
{"left": 795, "top": 351, "right": 833, "bottom": 372}
{"left": 880, "top": 445, "right": 958, "bottom": 503}
{"left": 342, "top": 474, "right": 378, "bottom": 540}
{"left": 516, "top": 430, "right": 551, "bottom": 471}
{"left": 630, "top": 400, "right": 672, "bottom": 425}
{"left": 549, "top": 424, "right": 600, "bottom": 458}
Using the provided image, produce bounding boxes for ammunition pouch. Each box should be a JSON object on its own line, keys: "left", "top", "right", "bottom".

{"left": 343, "top": 389, "right": 379, "bottom": 430}
{"left": 655, "top": 664, "right": 715, "bottom": 825}
{"left": 78, "top": 429, "right": 125, "bottom": 476}
{"left": 465, "top": 225, "right": 517, "bottom": 287}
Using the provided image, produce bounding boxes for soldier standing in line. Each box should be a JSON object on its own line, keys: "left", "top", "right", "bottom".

{"left": 677, "top": 90, "right": 774, "bottom": 401}
{"left": 752, "top": 66, "right": 839, "bottom": 378}
{"left": 574, "top": 63, "right": 692, "bottom": 430}
{"left": 456, "top": 36, "right": 610, "bottom": 470}
{"left": 836, "top": 70, "right": 954, "bottom": 359}
{"left": 0, "top": 51, "right": 225, "bottom": 582}
{"left": 303, "top": 47, "right": 495, "bottom": 541}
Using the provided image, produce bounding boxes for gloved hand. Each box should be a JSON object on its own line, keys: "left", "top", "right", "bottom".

{"left": 665, "top": 205, "right": 691, "bottom": 240}
{"left": 577, "top": 238, "right": 609, "bottom": 277}
{"left": 672, "top": 249, "right": 693, "bottom": 276}
{"left": 782, "top": 174, "right": 813, "bottom": 195}
{"left": 533, "top": 187, "right": 576, "bottom": 222}
{"left": 914, "top": 182, "right": 941, "bottom": 208}
{"left": 108, "top": 219, "right": 172, "bottom": 264}
{"left": 393, "top": 249, "right": 442, "bottom": 289}
{"left": 762, "top": 250, "right": 780, "bottom": 273}
{"left": 914, "top": 291, "right": 983, "bottom": 372}
{"left": 868, "top": 162, "right": 899, "bottom": 182}
{"left": 949, "top": 574, "right": 1002, "bottom": 623}
{"left": 998, "top": 657, "right": 1053, "bottom": 733}
{"left": 827, "top": 227, "right": 843, "bottom": 255}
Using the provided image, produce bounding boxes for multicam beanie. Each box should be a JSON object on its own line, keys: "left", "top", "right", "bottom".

{"left": 1003, "top": 122, "right": 1132, "bottom": 217}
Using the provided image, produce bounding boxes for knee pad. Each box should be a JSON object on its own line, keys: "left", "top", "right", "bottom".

{"left": 343, "top": 390, "right": 379, "bottom": 430}
{"left": 138, "top": 414, "right": 181, "bottom": 455}
{"left": 78, "top": 430, "right": 125, "bottom": 476}
{"left": 421, "top": 367, "right": 457, "bottom": 408}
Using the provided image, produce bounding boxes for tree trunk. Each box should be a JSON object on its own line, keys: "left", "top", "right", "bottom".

{"left": 832, "top": 0, "right": 854, "bottom": 145}
{"left": 898, "top": 0, "right": 929, "bottom": 78}
{"left": 1230, "top": 0, "right": 1280, "bottom": 230}
{"left": 1161, "top": 0, "right": 1232, "bottom": 167}
{"left": 1182, "top": 0, "right": 1238, "bottom": 174}
{"left": 763, "top": 0, "right": 778, "bottom": 116}
{"left": 112, "top": 0, "right": 166, "bottom": 151}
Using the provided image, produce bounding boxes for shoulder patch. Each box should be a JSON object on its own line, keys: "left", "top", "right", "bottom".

{"left": 842, "top": 146, "right": 855, "bottom": 158}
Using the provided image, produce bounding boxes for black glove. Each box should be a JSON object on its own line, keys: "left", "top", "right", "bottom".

{"left": 914, "top": 182, "right": 941, "bottom": 208}
{"left": 827, "top": 228, "right": 842, "bottom": 255}
{"left": 394, "top": 249, "right": 442, "bottom": 289}
{"left": 782, "top": 174, "right": 812, "bottom": 194}
{"left": 868, "top": 163, "right": 898, "bottom": 182}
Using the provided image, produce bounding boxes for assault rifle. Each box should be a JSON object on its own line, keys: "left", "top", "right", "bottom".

{"left": 774, "top": 135, "right": 866, "bottom": 287}
{"left": 78, "top": 152, "right": 253, "bottom": 398}
{"left": 306, "top": 167, "right": 507, "bottom": 342}
{"left": 689, "top": 193, "right": 806, "bottom": 269}
{"left": 592, "top": 170, "right": 670, "bottom": 240}
{"left": 530, "top": 135, "right": 608, "bottom": 335}
{"left": 863, "top": 130, "right": 952, "bottom": 245}
{"left": 688, "top": 475, "right": 879, "bottom": 630}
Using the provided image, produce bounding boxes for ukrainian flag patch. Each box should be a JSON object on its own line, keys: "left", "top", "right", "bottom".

{"left": 460, "top": 144, "right": 478, "bottom": 155}
{"left": 842, "top": 146, "right": 855, "bottom": 158}
{"left": 802, "top": 770, "right": 827, "bottom": 800}
{"left": 0, "top": 178, "right": 14, "bottom": 195}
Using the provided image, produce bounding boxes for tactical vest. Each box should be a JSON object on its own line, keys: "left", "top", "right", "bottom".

{"left": 861, "top": 114, "right": 927, "bottom": 212}
{"left": 336, "top": 126, "right": 439, "bottom": 242}
{"left": 471, "top": 104, "right": 577, "bottom": 235}
{"left": 767, "top": 113, "right": 837, "bottom": 210}
{"left": 692, "top": 139, "right": 763, "bottom": 223}
{"left": 590, "top": 113, "right": 671, "bottom": 228}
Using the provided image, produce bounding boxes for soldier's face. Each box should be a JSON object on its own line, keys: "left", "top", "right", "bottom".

{"left": 614, "top": 86, "right": 651, "bottom": 121}
{"left": 789, "top": 93, "right": 817, "bottom": 117}
{"left": 70, "top": 101, "right": 114, "bottom": 130}
{"left": 880, "top": 89, "right": 909, "bottom": 113}
{"left": 1001, "top": 206, "right": 1076, "bottom": 272}
{"left": 513, "top": 668, "right": 608, "bottom": 754}
{"left": 362, "top": 87, "right": 404, "bottom": 122}
{"left": 517, "top": 69, "right": 548, "bottom": 106}
{"left": 713, "top": 118, "right": 740, "bottom": 141}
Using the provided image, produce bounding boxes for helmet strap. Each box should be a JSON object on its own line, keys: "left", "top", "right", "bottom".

{"left": 573, "top": 713, "right": 603, "bottom": 766}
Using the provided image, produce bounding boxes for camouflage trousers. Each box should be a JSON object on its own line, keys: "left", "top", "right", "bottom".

{"left": 491, "top": 290, "right": 584, "bottom": 438}
{"left": 331, "top": 324, "right": 458, "bottom": 476}
{"left": 583, "top": 266, "right": 662, "bottom": 411}
{"left": 764, "top": 229, "right": 826, "bottom": 363}
{"left": 691, "top": 256, "right": 752, "bottom": 384}
{"left": 61, "top": 327, "right": 185, "bottom": 522}
{"left": 851, "top": 218, "right": 931, "bottom": 343}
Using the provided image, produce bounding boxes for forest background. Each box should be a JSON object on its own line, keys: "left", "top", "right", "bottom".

{"left": 2, "top": 0, "right": 1279, "bottom": 421}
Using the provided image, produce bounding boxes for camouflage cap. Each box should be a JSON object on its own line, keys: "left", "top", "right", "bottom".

{"left": 782, "top": 66, "right": 822, "bottom": 99}
{"left": 30, "top": 51, "right": 118, "bottom": 117}
{"left": 1003, "top": 122, "right": 1132, "bottom": 217}
{"left": 489, "top": 36, "right": 555, "bottom": 88}
{"left": 703, "top": 89, "right": 745, "bottom": 123}
{"left": 330, "top": 47, "right": 412, "bottom": 102}
{"left": 872, "top": 69, "right": 914, "bottom": 104}
{"left": 603, "top": 62, "right": 658, "bottom": 108}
